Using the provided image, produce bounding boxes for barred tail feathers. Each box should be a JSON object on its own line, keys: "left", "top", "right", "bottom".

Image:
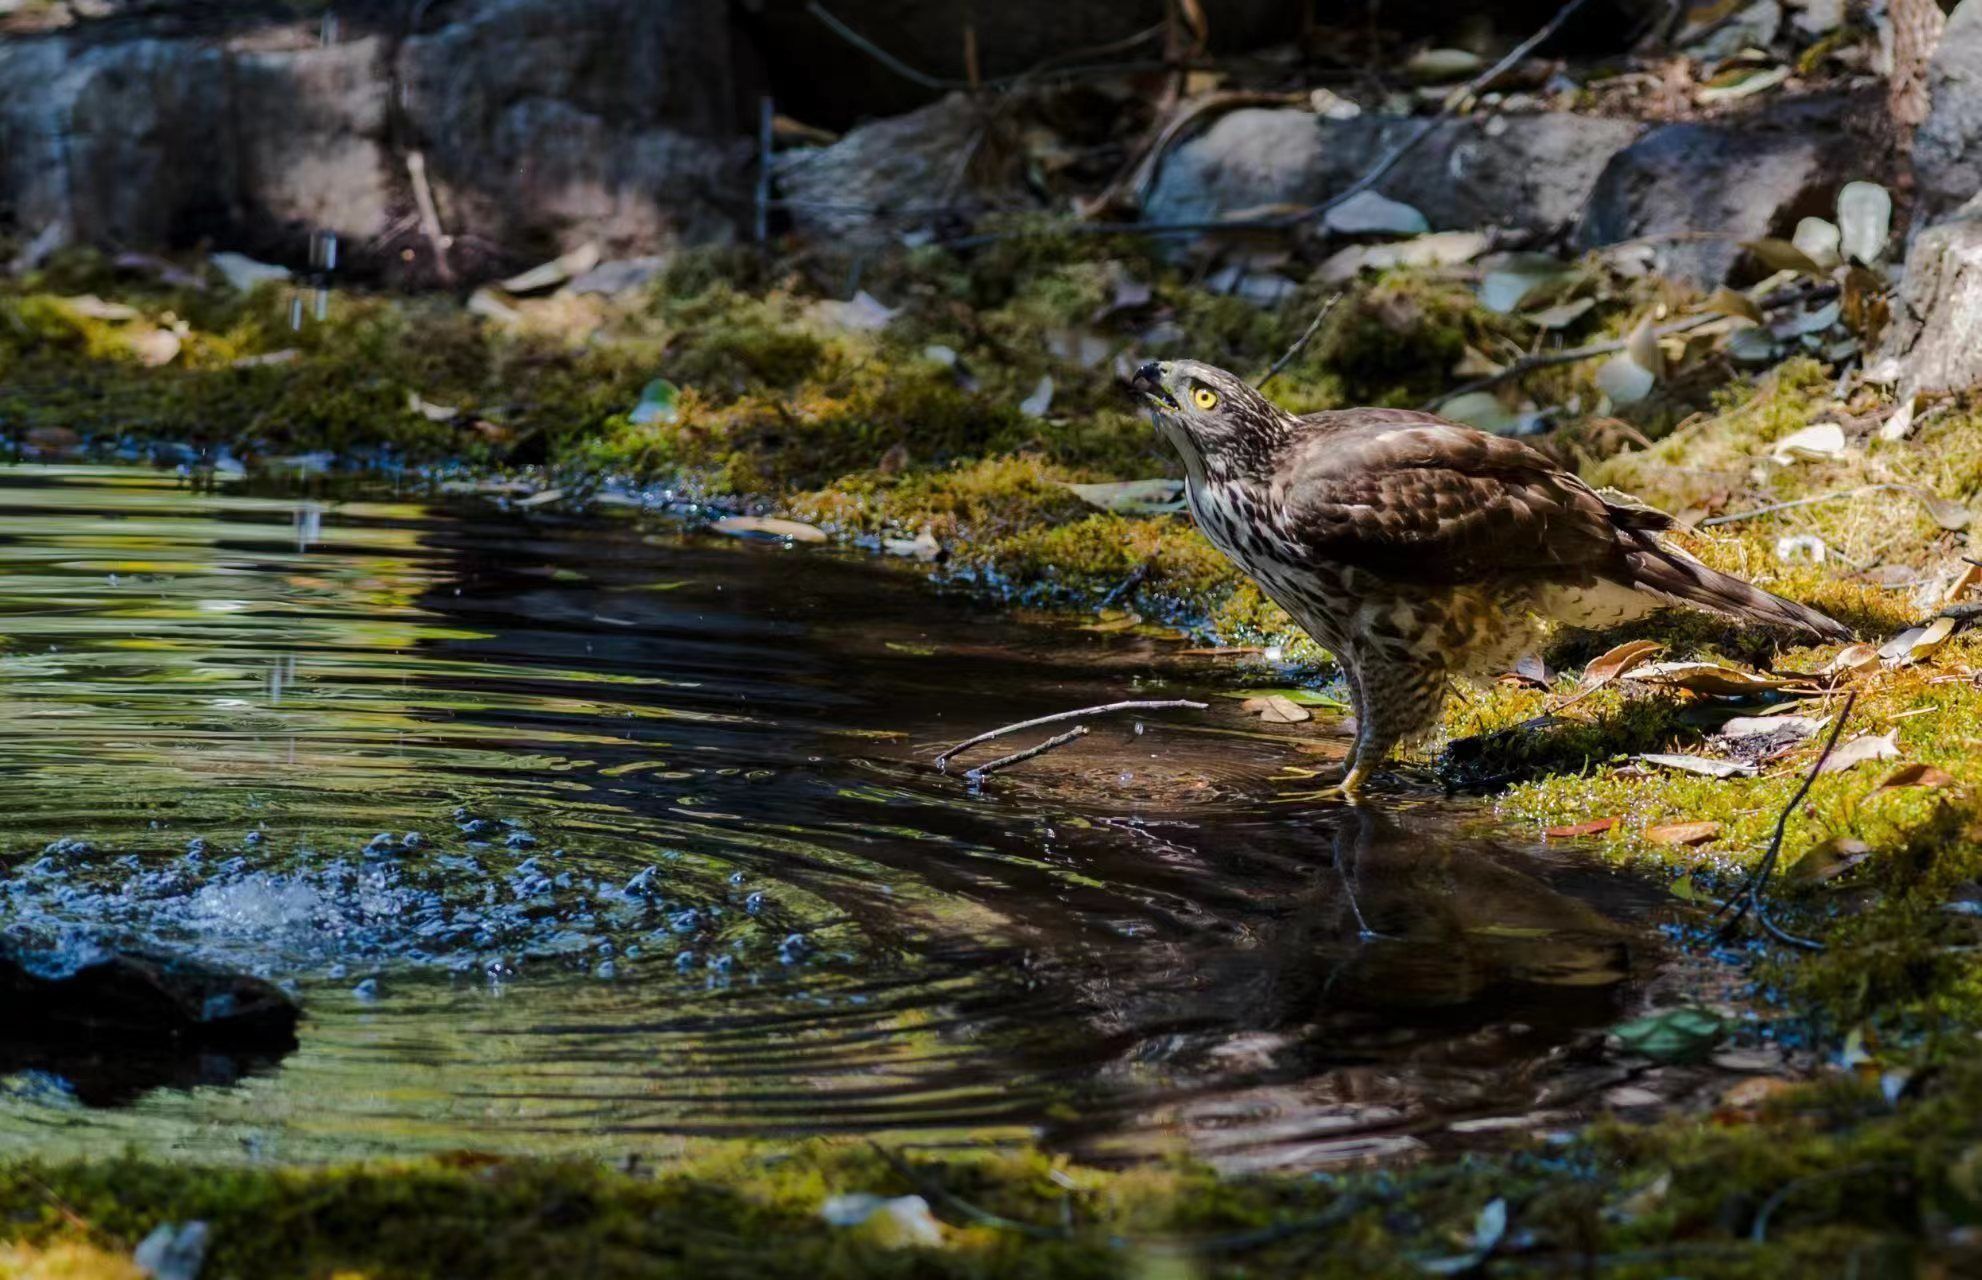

{"left": 1615, "top": 535, "right": 1850, "bottom": 642}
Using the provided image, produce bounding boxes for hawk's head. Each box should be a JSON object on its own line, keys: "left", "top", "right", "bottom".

{"left": 1130, "top": 360, "right": 1288, "bottom": 483}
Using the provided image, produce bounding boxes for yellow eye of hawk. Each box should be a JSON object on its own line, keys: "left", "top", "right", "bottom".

{"left": 1191, "top": 387, "right": 1219, "bottom": 410}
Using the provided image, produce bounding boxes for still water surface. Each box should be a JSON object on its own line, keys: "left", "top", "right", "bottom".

{"left": 0, "top": 466, "right": 1671, "bottom": 1167}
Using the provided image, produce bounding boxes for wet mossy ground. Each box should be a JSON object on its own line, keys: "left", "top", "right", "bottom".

{"left": 15, "top": 239, "right": 1982, "bottom": 1272}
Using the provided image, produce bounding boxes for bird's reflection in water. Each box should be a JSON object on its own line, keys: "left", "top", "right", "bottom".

{"left": 1007, "top": 800, "right": 1649, "bottom": 1169}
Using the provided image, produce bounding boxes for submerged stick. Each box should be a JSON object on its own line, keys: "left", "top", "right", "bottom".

{"left": 1716, "top": 690, "right": 1858, "bottom": 950}
{"left": 935, "top": 699, "right": 1206, "bottom": 769}
{"left": 965, "top": 726, "right": 1088, "bottom": 779}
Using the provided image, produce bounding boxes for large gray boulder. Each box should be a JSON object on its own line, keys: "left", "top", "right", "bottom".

{"left": 1573, "top": 98, "right": 1866, "bottom": 286}
{"left": 398, "top": 0, "right": 749, "bottom": 264}
{"left": 1139, "top": 108, "right": 1643, "bottom": 238}
{"left": 231, "top": 33, "right": 396, "bottom": 255}
{"left": 0, "top": 36, "right": 235, "bottom": 247}
{"left": 0, "top": 2, "right": 751, "bottom": 277}
{"left": 1914, "top": 0, "right": 1982, "bottom": 219}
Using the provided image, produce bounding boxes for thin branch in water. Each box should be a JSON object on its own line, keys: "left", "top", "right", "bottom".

{"left": 1258, "top": 292, "right": 1342, "bottom": 390}
{"left": 935, "top": 699, "right": 1207, "bottom": 768}
{"left": 965, "top": 725, "right": 1088, "bottom": 779}
{"left": 1716, "top": 690, "right": 1858, "bottom": 950}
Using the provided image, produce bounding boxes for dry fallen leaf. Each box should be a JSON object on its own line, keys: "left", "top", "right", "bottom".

{"left": 1638, "top": 753, "right": 1758, "bottom": 779}
{"left": 1623, "top": 661, "right": 1790, "bottom": 696}
{"left": 1819, "top": 643, "right": 1881, "bottom": 678}
{"left": 1770, "top": 422, "right": 1848, "bottom": 465}
{"left": 1876, "top": 762, "right": 1955, "bottom": 791}
{"left": 1581, "top": 639, "right": 1664, "bottom": 689}
{"left": 1882, "top": 616, "right": 1958, "bottom": 667}
{"left": 1645, "top": 820, "right": 1722, "bottom": 846}
{"left": 1544, "top": 817, "right": 1619, "bottom": 839}
{"left": 1817, "top": 731, "right": 1902, "bottom": 775}
{"left": 1241, "top": 695, "right": 1312, "bottom": 724}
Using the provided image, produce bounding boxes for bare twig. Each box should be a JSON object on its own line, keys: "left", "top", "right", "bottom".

{"left": 936, "top": 699, "right": 1207, "bottom": 768}
{"left": 966, "top": 726, "right": 1089, "bottom": 778}
{"left": 1257, "top": 292, "right": 1343, "bottom": 390}
{"left": 1716, "top": 690, "right": 1858, "bottom": 950}
{"left": 1425, "top": 313, "right": 1723, "bottom": 408}
{"left": 1424, "top": 282, "right": 1838, "bottom": 409}
{"left": 404, "top": 150, "right": 454, "bottom": 285}
{"left": 1701, "top": 483, "right": 1926, "bottom": 528}
{"left": 806, "top": 1, "right": 1167, "bottom": 92}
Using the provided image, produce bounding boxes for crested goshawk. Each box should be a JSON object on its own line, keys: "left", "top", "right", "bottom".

{"left": 1132, "top": 360, "right": 1849, "bottom": 797}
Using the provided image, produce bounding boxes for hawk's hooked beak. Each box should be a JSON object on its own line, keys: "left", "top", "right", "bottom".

{"left": 1130, "top": 362, "right": 1179, "bottom": 410}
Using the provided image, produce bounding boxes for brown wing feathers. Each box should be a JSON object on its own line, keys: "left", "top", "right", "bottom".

{"left": 1279, "top": 410, "right": 1849, "bottom": 641}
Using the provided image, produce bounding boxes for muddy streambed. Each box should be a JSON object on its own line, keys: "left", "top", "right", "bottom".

{"left": 0, "top": 465, "right": 1697, "bottom": 1170}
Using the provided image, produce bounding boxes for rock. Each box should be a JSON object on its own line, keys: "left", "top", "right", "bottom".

{"left": 396, "top": 0, "right": 749, "bottom": 265}
{"left": 1676, "top": 0, "right": 1781, "bottom": 59}
{"left": 1574, "top": 98, "right": 1863, "bottom": 286}
{"left": 0, "top": 1, "right": 750, "bottom": 278}
{"left": 231, "top": 34, "right": 395, "bottom": 258}
{"left": 0, "top": 935, "right": 299, "bottom": 1041}
{"left": 777, "top": 93, "right": 1042, "bottom": 244}
{"left": 1915, "top": 0, "right": 1982, "bottom": 221}
{"left": 0, "top": 936, "right": 300, "bottom": 1106}
{"left": 1882, "top": 202, "right": 1982, "bottom": 396}
{"left": 134, "top": 1222, "right": 209, "bottom": 1280}
{"left": 0, "top": 35, "right": 236, "bottom": 248}
{"left": 1140, "top": 108, "right": 1641, "bottom": 236}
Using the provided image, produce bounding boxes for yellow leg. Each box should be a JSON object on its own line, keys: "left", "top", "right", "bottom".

{"left": 1337, "top": 761, "right": 1372, "bottom": 800}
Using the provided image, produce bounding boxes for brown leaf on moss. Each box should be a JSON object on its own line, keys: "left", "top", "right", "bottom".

{"left": 1623, "top": 661, "right": 1789, "bottom": 697}
{"left": 1790, "top": 836, "right": 1873, "bottom": 882}
{"left": 1544, "top": 817, "right": 1618, "bottom": 839}
{"left": 1876, "top": 762, "right": 1955, "bottom": 791}
{"left": 1581, "top": 639, "right": 1664, "bottom": 689}
{"left": 1645, "top": 820, "right": 1722, "bottom": 846}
